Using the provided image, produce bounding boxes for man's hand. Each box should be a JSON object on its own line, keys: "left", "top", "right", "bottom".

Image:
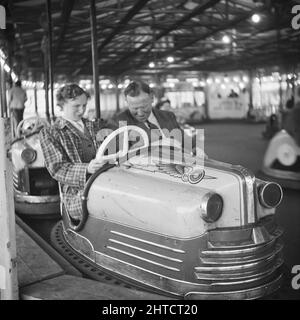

{"left": 87, "top": 158, "right": 107, "bottom": 174}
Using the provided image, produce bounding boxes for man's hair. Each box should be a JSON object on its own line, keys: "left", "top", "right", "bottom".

{"left": 124, "top": 81, "right": 151, "bottom": 97}
{"left": 15, "top": 80, "right": 21, "bottom": 87}
{"left": 56, "top": 83, "right": 90, "bottom": 107}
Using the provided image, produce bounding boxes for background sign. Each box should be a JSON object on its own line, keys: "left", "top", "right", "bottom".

{"left": 208, "top": 96, "right": 248, "bottom": 119}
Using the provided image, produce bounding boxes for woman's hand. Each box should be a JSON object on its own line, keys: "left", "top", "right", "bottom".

{"left": 87, "top": 158, "right": 107, "bottom": 174}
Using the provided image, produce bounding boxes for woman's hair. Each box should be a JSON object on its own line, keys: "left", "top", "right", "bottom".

{"left": 56, "top": 84, "right": 90, "bottom": 107}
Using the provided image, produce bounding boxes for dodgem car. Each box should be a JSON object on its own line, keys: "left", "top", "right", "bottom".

{"left": 52, "top": 125, "right": 284, "bottom": 300}
{"left": 11, "top": 116, "right": 60, "bottom": 217}
{"left": 260, "top": 129, "right": 300, "bottom": 189}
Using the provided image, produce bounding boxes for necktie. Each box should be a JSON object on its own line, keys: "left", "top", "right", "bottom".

{"left": 146, "top": 120, "right": 162, "bottom": 141}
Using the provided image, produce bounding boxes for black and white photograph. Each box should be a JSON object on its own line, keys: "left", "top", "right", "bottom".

{"left": 0, "top": 0, "right": 300, "bottom": 306}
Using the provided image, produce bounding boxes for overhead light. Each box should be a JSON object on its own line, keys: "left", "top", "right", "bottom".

{"left": 166, "top": 56, "right": 174, "bottom": 63}
{"left": 166, "top": 78, "right": 179, "bottom": 83}
{"left": 186, "top": 78, "right": 198, "bottom": 83}
{"left": 215, "top": 78, "right": 221, "bottom": 84}
{"left": 0, "top": 49, "right": 5, "bottom": 59}
{"left": 3, "top": 64, "right": 10, "bottom": 73}
{"left": 149, "top": 83, "right": 155, "bottom": 88}
{"left": 222, "top": 35, "right": 231, "bottom": 44}
{"left": 117, "top": 84, "right": 123, "bottom": 89}
{"left": 242, "top": 76, "right": 249, "bottom": 83}
{"left": 11, "top": 71, "right": 18, "bottom": 81}
{"left": 251, "top": 13, "right": 261, "bottom": 23}
{"left": 149, "top": 62, "right": 155, "bottom": 68}
{"left": 37, "top": 81, "right": 44, "bottom": 89}
{"left": 99, "top": 79, "right": 110, "bottom": 84}
{"left": 206, "top": 78, "right": 212, "bottom": 84}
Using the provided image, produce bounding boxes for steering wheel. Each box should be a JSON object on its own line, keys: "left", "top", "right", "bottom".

{"left": 96, "top": 125, "right": 149, "bottom": 161}
{"left": 16, "top": 116, "right": 49, "bottom": 139}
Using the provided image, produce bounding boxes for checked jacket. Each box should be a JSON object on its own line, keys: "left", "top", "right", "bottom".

{"left": 39, "top": 117, "right": 114, "bottom": 220}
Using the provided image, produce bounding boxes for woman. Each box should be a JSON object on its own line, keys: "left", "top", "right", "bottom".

{"left": 39, "top": 84, "right": 116, "bottom": 221}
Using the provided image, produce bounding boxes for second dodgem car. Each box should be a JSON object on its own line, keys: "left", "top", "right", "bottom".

{"left": 11, "top": 116, "right": 60, "bottom": 217}
{"left": 51, "top": 125, "right": 284, "bottom": 299}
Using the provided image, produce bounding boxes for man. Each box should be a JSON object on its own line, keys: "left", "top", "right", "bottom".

{"left": 114, "top": 81, "right": 205, "bottom": 159}
{"left": 115, "top": 81, "right": 185, "bottom": 147}
{"left": 8, "top": 80, "right": 27, "bottom": 126}
{"left": 282, "top": 101, "right": 300, "bottom": 146}
{"left": 40, "top": 84, "right": 116, "bottom": 221}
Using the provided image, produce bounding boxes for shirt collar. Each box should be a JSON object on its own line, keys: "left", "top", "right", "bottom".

{"left": 147, "top": 111, "right": 160, "bottom": 127}
{"left": 55, "top": 116, "right": 86, "bottom": 130}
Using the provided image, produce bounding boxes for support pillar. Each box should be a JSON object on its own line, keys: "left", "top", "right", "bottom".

{"left": 0, "top": 118, "right": 18, "bottom": 300}
{"left": 46, "top": 0, "right": 54, "bottom": 118}
{"left": 90, "top": 0, "right": 100, "bottom": 119}
{"left": 0, "top": 56, "right": 5, "bottom": 117}
{"left": 248, "top": 70, "right": 253, "bottom": 111}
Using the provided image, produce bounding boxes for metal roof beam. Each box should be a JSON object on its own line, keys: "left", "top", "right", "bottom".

{"left": 115, "top": 5, "right": 266, "bottom": 75}
{"left": 77, "top": 0, "right": 151, "bottom": 73}
{"left": 105, "top": 0, "right": 221, "bottom": 74}
{"left": 97, "top": 0, "right": 151, "bottom": 53}
{"left": 54, "top": 0, "right": 75, "bottom": 61}
{"left": 163, "top": 29, "right": 300, "bottom": 72}
{"left": 169, "top": 16, "right": 290, "bottom": 66}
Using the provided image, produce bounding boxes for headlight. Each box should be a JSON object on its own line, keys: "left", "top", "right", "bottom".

{"left": 200, "top": 192, "right": 223, "bottom": 223}
{"left": 21, "top": 148, "right": 37, "bottom": 164}
{"left": 258, "top": 182, "right": 283, "bottom": 208}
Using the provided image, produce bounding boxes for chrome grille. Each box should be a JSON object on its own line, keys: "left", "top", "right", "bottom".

{"left": 106, "top": 230, "right": 185, "bottom": 273}
{"left": 194, "top": 226, "right": 284, "bottom": 287}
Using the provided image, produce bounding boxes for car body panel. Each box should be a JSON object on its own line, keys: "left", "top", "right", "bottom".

{"left": 60, "top": 140, "right": 284, "bottom": 299}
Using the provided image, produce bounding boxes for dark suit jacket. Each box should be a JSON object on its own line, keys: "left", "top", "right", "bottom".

{"left": 114, "top": 108, "right": 182, "bottom": 140}
{"left": 282, "top": 107, "right": 300, "bottom": 146}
